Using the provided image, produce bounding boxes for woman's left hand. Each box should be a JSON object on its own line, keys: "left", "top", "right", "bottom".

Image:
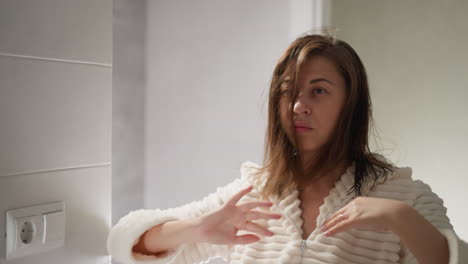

{"left": 319, "top": 196, "right": 407, "bottom": 237}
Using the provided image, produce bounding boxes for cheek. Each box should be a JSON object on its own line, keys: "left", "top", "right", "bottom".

{"left": 318, "top": 102, "right": 344, "bottom": 132}
{"left": 326, "top": 108, "right": 341, "bottom": 127}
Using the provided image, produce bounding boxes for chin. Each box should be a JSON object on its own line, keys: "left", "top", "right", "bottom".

{"left": 299, "top": 142, "right": 323, "bottom": 153}
{"left": 300, "top": 146, "right": 319, "bottom": 153}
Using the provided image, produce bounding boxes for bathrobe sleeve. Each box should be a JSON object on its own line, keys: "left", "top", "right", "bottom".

{"left": 106, "top": 175, "right": 249, "bottom": 264}
{"left": 399, "top": 179, "right": 468, "bottom": 264}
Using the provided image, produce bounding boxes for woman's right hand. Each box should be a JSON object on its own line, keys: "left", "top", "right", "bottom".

{"left": 195, "top": 185, "right": 282, "bottom": 245}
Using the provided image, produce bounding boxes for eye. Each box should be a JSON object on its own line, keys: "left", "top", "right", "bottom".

{"left": 280, "top": 84, "right": 291, "bottom": 96}
{"left": 312, "top": 88, "right": 327, "bottom": 95}
{"left": 281, "top": 89, "right": 291, "bottom": 95}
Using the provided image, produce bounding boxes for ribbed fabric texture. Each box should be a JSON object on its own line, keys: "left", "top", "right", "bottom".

{"left": 107, "top": 161, "right": 468, "bottom": 264}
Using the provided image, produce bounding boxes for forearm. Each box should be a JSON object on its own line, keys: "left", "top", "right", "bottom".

{"left": 390, "top": 203, "right": 449, "bottom": 264}
{"left": 133, "top": 218, "right": 203, "bottom": 255}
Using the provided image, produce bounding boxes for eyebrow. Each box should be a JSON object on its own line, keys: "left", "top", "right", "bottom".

{"left": 309, "top": 78, "right": 335, "bottom": 86}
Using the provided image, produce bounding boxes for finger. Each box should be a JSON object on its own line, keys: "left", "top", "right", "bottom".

{"left": 243, "top": 221, "right": 274, "bottom": 237}
{"left": 320, "top": 208, "right": 346, "bottom": 229}
{"left": 245, "top": 210, "right": 282, "bottom": 221}
{"left": 232, "top": 234, "right": 260, "bottom": 245}
{"left": 238, "top": 200, "right": 273, "bottom": 211}
{"left": 323, "top": 218, "right": 354, "bottom": 237}
{"left": 320, "top": 211, "right": 347, "bottom": 233}
{"left": 227, "top": 185, "right": 253, "bottom": 206}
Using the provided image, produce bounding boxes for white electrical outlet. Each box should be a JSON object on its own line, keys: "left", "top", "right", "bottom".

{"left": 5, "top": 202, "right": 65, "bottom": 260}
{"left": 15, "top": 215, "right": 44, "bottom": 247}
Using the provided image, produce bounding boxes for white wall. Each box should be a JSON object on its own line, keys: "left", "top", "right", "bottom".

{"left": 112, "top": 0, "right": 146, "bottom": 226}
{"left": 0, "top": 0, "right": 112, "bottom": 263}
{"left": 332, "top": 0, "right": 468, "bottom": 240}
{"left": 144, "top": 0, "right": 291, "bottom": 209}
{"left": 144, "top": 1, "right": 292, "bottom": 263}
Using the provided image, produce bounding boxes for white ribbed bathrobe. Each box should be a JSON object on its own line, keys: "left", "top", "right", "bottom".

{"left": 107, "top": 161, "right": 468, "bottom": 264}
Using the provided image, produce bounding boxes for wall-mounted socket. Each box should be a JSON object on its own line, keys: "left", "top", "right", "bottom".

{"left": 5, "top": 202, "right": 65, "bottom": 260}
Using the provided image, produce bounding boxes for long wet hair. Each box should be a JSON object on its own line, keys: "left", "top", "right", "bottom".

{"left": 252, "top": 33, "right": 396, "bottom": 200}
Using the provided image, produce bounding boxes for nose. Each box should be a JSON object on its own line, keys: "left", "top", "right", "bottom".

{"left": 293, "top": 95, "right": 311, "bottom": 115}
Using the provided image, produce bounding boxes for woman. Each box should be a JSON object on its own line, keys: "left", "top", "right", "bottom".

{"left": 107, "top": 34, "right": 467, "bottom": 264}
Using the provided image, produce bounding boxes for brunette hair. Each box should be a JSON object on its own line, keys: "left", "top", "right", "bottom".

{"left": 252, "top": 33, "right": 396, "bottom": 200}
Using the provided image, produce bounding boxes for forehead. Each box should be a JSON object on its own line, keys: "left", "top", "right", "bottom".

{"left": 283, "top": 55, "right": 344, "bottom": 87}
{"left": 298, "top": 56, "right": 344, "bottom": 90}
{"left": 299, "top": 55, "right": 342, "bottom": 79}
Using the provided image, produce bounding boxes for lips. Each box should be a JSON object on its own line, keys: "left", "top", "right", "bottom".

{"left": 293, "top": 122, "right": 312, "bottom": 129}
{"left": 294, "top": 127, "right": 312, "bottom": 133}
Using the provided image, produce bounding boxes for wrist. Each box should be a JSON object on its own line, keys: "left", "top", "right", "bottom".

{"left": 187, "top": 217, "right": 205, "bottom": 243}
{"left": 142, "top": 218, "right": 204, "bottom": 253}
{"left": 387, "top": 201, "right": 414, "bottom": 234}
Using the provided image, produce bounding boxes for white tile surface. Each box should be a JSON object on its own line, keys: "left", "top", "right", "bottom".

{"left": 0, "top": 0, "right": 112, "bottom": 64}
{"left": 0, "top": 56, "right": 111, "bottom": 176}
{"left": 0, "top": 165, "right": 111, "bottom": 264}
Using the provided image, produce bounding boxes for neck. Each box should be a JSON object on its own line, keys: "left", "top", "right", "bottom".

{"left": 299, "top": 150, "right": 316, "bottom": 168}
{"left": 297, "top": 164, "right": 346, "bottom": 195}
{"left": 295, "top": 149, "right": 347, "bottom": 194}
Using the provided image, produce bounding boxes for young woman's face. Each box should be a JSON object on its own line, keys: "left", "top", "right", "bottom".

{"left": 279, "top": 55, "right": 346, "bottom": 156}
